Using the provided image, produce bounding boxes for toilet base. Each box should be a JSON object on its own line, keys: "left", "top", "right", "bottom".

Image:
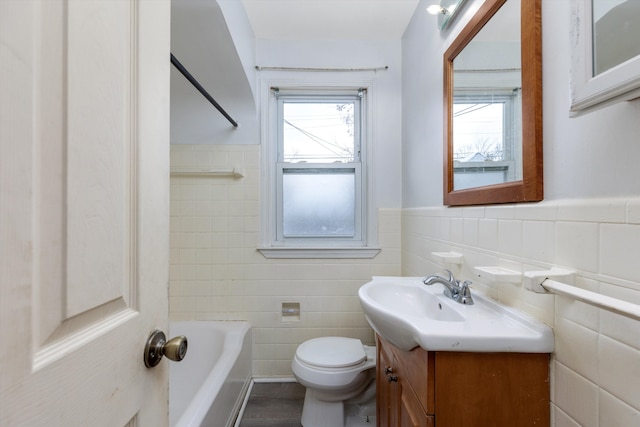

{"left": 300, "top": 384, "right": 376, "bottom": 427}
{"left": 301, "top": 389, "right": 344, "bottom": 427}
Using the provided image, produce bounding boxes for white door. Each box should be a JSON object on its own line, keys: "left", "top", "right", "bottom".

{"left": 0, "top": 1, "right": 171, "bottom": 426}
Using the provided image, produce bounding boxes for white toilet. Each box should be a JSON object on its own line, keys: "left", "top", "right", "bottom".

{"left": 291, "top": 336, "right": 376, "bottom": 427}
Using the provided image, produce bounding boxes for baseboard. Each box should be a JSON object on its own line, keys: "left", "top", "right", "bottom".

{"left": 252, "top": 376, "right": 297, "bottom": 383}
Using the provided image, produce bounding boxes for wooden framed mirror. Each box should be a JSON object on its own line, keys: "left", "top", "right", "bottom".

{"left": 443, "top": 0, "right": 542, "bottom": 206}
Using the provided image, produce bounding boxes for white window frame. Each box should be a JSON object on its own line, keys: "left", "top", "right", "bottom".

{"left": 258, "top": 82, "right": 379, "bottom": 259}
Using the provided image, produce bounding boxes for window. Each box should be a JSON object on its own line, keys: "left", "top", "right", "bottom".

{"left": 260, "top": 87, "right": 377, "bottom": 258}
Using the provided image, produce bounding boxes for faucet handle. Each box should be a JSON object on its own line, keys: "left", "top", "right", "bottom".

{"left": 457, "top": 280, "right": 474, "bottom": 305}
{"left": 444, "top": 269, "right": 454, "bottom": 283}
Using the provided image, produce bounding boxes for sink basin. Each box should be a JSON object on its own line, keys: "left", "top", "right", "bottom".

{"left": 358, "top": 276, "right": 554, "bottom": 353}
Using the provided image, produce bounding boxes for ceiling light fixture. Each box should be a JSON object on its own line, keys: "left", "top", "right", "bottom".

{"left": 426, "top": 0, "right": 468, "bottom": 30}
{"left": 426, "top": 4, "right": 446, "bottom": 15}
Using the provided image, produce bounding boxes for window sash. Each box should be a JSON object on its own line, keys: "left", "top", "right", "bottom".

{"left": 276, "top": 94, "right": 362, "bottom": 164}
{"left": 275, "top": 162, "right": 363, "bottom": 245}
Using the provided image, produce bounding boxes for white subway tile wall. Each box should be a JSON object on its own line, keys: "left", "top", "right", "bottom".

{"left": 401, "top": 201, "right": 640, "bottom": 426}
{"left": 170, "top": 145, "right": 401, "bottom": 377}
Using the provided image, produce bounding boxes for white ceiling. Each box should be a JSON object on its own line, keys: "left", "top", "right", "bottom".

{"left": 240, "top": 0, "right": 421, "bottom": 40}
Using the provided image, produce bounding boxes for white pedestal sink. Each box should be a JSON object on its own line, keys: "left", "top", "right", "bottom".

{"left": 358, "top": 276, "right": 553, "bottom": 352}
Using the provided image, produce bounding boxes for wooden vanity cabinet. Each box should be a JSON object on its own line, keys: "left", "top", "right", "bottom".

{"left": 376, "top": 335, "right": 550, "bottom": 427}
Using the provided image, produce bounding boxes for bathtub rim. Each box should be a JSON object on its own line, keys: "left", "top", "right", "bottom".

{"left": 171, "top": 320, "right": 251, "bottom": 427}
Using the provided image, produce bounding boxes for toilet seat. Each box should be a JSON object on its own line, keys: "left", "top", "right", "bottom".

{"left": 296, "top": 337, "right": 366, "bottom": 369}
{"left": 292, "top": 337, "right": 375, "bottom": 391}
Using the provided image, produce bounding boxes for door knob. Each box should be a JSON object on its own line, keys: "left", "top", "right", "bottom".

{"left": 144, "top": 330, "right": 188, "bottom": 368}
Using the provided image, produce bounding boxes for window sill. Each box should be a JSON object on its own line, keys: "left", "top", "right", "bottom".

{"left": 257, "top": 247, "right": 381, "bottom": 259}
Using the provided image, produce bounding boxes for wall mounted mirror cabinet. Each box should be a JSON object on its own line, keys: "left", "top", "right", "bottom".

{"left": 570, "top": 0, "right": 640, "bottom": 114}
{"left": 443, "top": 0, "right": 542, "bottom": 206}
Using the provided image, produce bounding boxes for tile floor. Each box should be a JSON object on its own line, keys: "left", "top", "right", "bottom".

{"left": 237, "top": 381, "right": 376, "bottom": 427}
{"left": 238, "top": 381, "right": 305, "bottom": 427}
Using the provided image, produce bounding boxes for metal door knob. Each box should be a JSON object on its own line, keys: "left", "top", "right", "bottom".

{"left": 144, "top": 330, "right": 188, "bottom": 368}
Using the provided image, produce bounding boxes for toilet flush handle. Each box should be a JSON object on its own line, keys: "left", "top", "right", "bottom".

{"left": 144, "top": 330, "right": 188, "bottom": 368}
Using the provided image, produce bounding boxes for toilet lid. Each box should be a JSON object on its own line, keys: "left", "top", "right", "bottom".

{"left": 296, "top": 337, "right": 366, "bottom": 368}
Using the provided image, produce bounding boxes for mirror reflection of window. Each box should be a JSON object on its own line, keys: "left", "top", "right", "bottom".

{"left": 453, "top": 92, "right": 519, "bottom": 191}
{"left": 593, "top": 0, "right": 640, "bottom": 75}
{"left": 454, "top": 101, "right": 505, "bottom": 162}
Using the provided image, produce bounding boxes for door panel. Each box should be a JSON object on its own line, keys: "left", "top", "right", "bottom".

{"left": 0, "top": 0, "right": 170, "bottom": 425}
{"left": 35, "top": 0, "right": 136, "bottom": 359}
{"left": 65, "top": 0, "right": 132, "bottom": 318}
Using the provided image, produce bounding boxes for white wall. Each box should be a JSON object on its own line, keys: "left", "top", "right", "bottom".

{"left": 171, "top": 0, "right": 258, "bottom": 145}
{"left": 402, "top": 1, "right": 640, "bottom": 425}
{"left": 217, "top": 0, "right": 258, "bottom": 99}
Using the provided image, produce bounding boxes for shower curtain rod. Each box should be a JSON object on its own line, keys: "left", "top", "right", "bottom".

{"left": 170, "top": 53, "right": 238, "bottom": 128}
{"left": 255, "top": 65, "right": 389, "bottom": 72}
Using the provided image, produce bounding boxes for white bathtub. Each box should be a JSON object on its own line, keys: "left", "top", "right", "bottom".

{"left": 170, "top": 321, "right": 252, "bottom": 427}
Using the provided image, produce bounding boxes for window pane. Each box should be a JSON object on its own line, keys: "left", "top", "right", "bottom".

{"left": 283, "top": 102, "right": 356, "bottom": 163}
{"left": 453, "top": 102, "right": 504, "bottom": 161}
{"left": 282, "top": 169, "right": 355, "bottom": 237}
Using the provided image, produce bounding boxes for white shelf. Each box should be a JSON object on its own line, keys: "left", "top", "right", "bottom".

{"left": 474, "top": 266, "right": 522, "bottom": 284}
{"left": 431, "top": 251, "right": 463, "bottom": 265}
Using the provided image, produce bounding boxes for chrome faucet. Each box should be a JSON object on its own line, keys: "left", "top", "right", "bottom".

{"left": 423, "top": 270, "right": 474, "bottom": 305}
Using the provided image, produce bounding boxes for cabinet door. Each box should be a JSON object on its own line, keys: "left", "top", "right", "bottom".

{"left": 377, "top": 336, "right": 435, "bottom": 427}
{"left": 399, "top": 382, "right": 435, "bottom": 427}
{"left": 394, "top": 343, "right": 435, "bottom": 415}
{"left": 377, "top": 336, "right": 398, "bottom": 427}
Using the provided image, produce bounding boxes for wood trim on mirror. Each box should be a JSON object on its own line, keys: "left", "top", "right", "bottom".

{"left": 443, "top": 0, "right": 542, "bottom": 206}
